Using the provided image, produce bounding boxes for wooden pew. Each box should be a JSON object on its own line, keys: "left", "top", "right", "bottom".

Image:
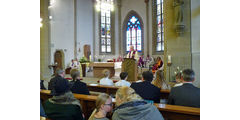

{"left": 41, "top": 90, "right": 200, "bottom": 120}
{"left": 87, "top": 84, "right": 170, "bottom": 99}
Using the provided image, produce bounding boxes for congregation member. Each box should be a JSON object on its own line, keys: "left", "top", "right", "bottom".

{"left": 173, "top": 71, "right": 183, "bottom": 87}
{"left": 48, "top": 68, "right": 65, "bottom": 91}
{"left": 99, "top": 69, "right": 114, "bottom": 86}
{"left": 115, "top": 72, "right": 131, "bottom": 87}
{"left": 88, "top": 93, "right": 113, "bottom": 120}
{"left": 168, "top": 69, "right": 200, "bottom": 108}
{"left": 151, "top": 56, "right": 163, "bottom": 74}
{"left": 112, "top": 86, "right": 164, "bottom": 120}
{"left": 70, "top": 69, "right": 90, "bottom": 95}
{"left": 40, "top": 80, "right": 46, "bottom": 90}
{"left": 152, "top": 70, "right": 171, "bottom": 90}
{"left": 40, "top": 101, "right": 46, "bottom": 117}
{"left": 43, "top": 76, "right": 85, "bottom": 120}
{"left": 130, "top": 71, "right": 161, "bottom": 103}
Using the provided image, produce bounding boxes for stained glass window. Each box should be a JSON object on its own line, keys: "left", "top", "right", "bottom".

{"left": 99, "top": 0, "right": 113, "bottom": 53}
{"left": 126, "top": 16, "right": 142, "bottom": 52}
{"left": 156, "top": 0, "right": 164, "bottom": 51}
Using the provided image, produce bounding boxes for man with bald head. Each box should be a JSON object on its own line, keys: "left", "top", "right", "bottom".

{"left": 126, "top": 45, "right": 139, "bottom": 61}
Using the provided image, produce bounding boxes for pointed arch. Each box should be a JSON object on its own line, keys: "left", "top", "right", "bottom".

{"left": 122, "top": 10, "right": 144, "bottom": 54}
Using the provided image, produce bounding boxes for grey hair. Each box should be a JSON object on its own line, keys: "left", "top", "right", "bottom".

{"left": 56, "top": 68, "right": 64, "bottom": 76}
{"left": 182, "top": 69, "right": 195, "bottom": 82}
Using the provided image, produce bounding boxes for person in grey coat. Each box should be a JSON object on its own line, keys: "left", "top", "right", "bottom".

{"left": 112, "top": 86, "right": 164, "bottom": 120}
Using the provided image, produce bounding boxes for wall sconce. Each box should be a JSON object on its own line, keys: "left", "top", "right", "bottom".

{"left": 173, "top": 0, "right": 185, "bottom": 36}
{"left": 40, "top": 18, "right": 43, "bottom": 28}
{"left": 49, "top": 16, "right": 53, "bottom": 20}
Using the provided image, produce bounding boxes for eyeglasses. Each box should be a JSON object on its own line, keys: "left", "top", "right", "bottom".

{"left": 104, "top": 103, "right": 113, "bottom": 106}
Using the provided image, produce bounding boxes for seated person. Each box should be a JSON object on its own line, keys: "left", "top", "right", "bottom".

{"left": 151, "top": 56, "right": 163, "bottom": 74}
{"left": 40, "top": 101, "right": 46, "bottom": 117}
{"left": 130, "top": 71, "right": 161, "bottom": 103}
{"left": 70, "top": 69, "right": 90, "bottom": 95}
{"left": 152, "top": 70, "right": 171, "bottom": 90}
{"left": 48, "top": 68, "right": 65, "bottom": 91}
{"left": 112, "top": 86, "right": 164, "bottom": 120}
{"left": 88, "top": 93, "right": 113, "bottom": 120}
{"left": 40, "top": 80, "right": 46, "bottom": 90}
{"left": 115, "top": 72, "right": 131, "bottom": 87}
{"left": 168, "top": 69, "right": 200, "bottom": 108}
{"left": 43, "top": 77, "right": 84, "bottom": 120}
{"left": 99, "top": 69, "right": 114, "bottom": 86}
{"left": 173, "top": 71, "right": 183, "bottom": 87}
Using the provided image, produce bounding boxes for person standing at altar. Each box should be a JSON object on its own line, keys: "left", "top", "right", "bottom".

{"left": 126, "top": 45, "right": 139, "bottom": 61}
{"left": 69, "top": 58, "right": 82, "bottom": 77}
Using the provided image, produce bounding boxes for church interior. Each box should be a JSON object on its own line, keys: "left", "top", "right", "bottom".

{"left": 40, "top": 0, "right": 200, "bottom": 119}
{"left": 40, "top": 0, "right": 200, "bottom": 87}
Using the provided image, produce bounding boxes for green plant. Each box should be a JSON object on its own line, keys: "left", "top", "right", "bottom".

{"left": 79, "top": 57, "right": 89, "bottom": 63}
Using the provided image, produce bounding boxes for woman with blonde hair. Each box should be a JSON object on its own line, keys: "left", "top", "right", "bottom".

{"left": 112, "top": 86, "right": 164, "bottom": 120}
{"left": 88, "top": 93, "right": 113, "bottom": 120}
{"left": 99, "top": 69, "right": 113, "bottom": 86}
{"left": 152, "top": 70, "right": 171, "bottom": 90}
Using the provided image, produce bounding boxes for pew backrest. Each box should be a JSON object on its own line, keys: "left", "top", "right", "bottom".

{"left": 41, "top": 89, "right": 199, "bottom": 120}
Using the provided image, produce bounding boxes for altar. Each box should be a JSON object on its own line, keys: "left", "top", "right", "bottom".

{"left": 89, "top": 62, "right": 121, "bottom": 78}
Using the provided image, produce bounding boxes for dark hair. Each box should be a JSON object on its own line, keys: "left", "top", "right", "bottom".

{"left": 182, "top": 69, "right": 195, "bottom": 82}
{"left": 52, "top": 77, "right": 70, "bottom": 96}
{"left": 142, "top": 71, "right": 153, "bottom": 82}
{"left": 120, "top": 72, "right": 128, "bottom": 80}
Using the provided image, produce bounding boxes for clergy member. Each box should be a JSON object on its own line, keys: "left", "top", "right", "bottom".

{"left": 126, "top": 45, "right": 139, "bottom": 61}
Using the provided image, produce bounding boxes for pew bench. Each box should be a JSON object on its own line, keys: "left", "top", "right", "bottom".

{"left": 41, "top": 89, "right": 200, "bottom": 120}
{"left": 87, "top": 84, "right": 170, "bottom": 99}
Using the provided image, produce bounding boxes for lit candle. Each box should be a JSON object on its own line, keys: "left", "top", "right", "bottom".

{"left": 168, "top": 55, "right": 171, "bottom": 63}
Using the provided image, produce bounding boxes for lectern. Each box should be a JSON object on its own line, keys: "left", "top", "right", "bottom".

{"left": 121, "top": 58, "right": 138, "bottom": 82}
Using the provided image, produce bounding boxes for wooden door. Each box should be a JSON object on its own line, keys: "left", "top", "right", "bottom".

{"left": 54, "top": 50, "right": 63, "bottom": 69}
{"left": 84, "top": 45, "right": 91, "bottom": 60}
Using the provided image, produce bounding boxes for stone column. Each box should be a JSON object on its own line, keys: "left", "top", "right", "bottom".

{"left": 117, "top": 0, "right": 122, "bottom": 55}
{"left": 145, "top": 0, "right": 149, "bottom": 56}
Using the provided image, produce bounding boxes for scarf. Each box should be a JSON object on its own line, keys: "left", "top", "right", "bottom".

{"left": 49, "top": 91, "right": 81, "bottom": 108}
{"left": 128, "top": 51, "right": 136, "bottom": 59}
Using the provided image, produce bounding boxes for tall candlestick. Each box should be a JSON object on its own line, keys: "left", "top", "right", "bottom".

{"left": 168, "top": 55, "right": 171, "bottom": 63}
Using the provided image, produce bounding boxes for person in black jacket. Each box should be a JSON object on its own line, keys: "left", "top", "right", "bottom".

{"left": 48, "top": 68, "right": 65, "bottom": 90}
{"left": 130, "top": 71, "right": 161, "bottom": 103}
{"left": 70, "top": 69, "right": 90, "bottom": 95}
{"left": 40, "top": 80, "right": 46, "bottom": 90}
{"left": 168, "top": 69, "right": 200, "bottom": 108}
{"left": 43, "top": 76, "right": 84, "bottom": 120}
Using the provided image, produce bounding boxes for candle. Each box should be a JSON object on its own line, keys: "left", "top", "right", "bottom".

{"left": 168, "top": 55, "right": 171, "bottom": 63}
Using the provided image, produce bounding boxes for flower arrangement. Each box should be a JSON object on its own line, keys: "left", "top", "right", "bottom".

{"left": 79, "top": 57, "right": 89, "bottom": 63}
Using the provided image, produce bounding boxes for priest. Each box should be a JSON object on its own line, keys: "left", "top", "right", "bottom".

{"left": 126, "top": 45, "right": 139, "bottom": 61}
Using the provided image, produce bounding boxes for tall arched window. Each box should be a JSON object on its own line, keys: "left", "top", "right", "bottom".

{"left": 156, "top": 0, "right": 164, "bottom": 51}
{"left": 96, "top": 0, "right": 114, "bottom": 53}
{"left": 126, "top": 16, "right": 142, "bottom": 52}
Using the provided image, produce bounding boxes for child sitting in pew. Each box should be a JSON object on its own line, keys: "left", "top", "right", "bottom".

{"left": 99, "top": 69, "right": 114, "bottom": 86}
{"left": 88, "top": 93, "right": 113, "bottom": 120}
{"left": 115, "top": 72, "right": 131, "bottom": 87}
